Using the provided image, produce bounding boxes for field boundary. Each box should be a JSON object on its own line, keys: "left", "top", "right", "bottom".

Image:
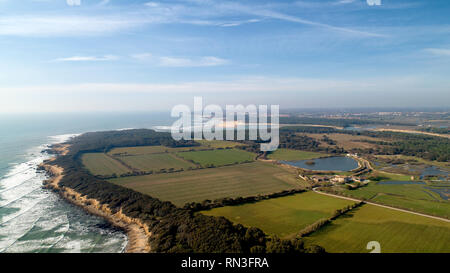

{"left": 105, "top": 153, "right": 138, "bottom": 172}
{"left": 187, "top": 188, "right": 307, "bottom": 211}
{"left": 110, "top": 161, "right": 302, "bottom": 206}
{"left": 175, "top": 148, "right": 255, "bottom": 168}
{"left": 313, "top": 188, "right": 450, "bottom": 222}
{"left": 296, "top": 201, "right": 365, "bottom": 238}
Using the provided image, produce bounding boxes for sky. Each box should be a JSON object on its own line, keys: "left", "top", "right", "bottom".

{"left": 0, "top": 0, "right": 449, "bottom": 112}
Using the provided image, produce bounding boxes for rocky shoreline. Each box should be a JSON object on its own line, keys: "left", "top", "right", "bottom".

{"left": 40, "top": 144, "right": 151, "bottom": 253}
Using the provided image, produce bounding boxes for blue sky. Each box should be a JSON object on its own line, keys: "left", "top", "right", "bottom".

{"left": 0, "top": 0, "right": 449, "bottom": 112}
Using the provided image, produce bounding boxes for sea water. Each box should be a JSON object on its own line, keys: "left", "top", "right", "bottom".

{"left": 0, "top": 112, "right": 173, "bottom": 253}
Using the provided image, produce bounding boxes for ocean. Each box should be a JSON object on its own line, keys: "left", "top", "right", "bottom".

{"left": 0, "top": 112, "right": 173, "bottom": 253}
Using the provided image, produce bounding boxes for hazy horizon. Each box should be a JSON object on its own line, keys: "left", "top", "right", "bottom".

{"left": 1, "top": 0, "right": 449, "bottom": 112}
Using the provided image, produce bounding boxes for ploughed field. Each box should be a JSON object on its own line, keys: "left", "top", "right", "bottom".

{"left": 81, "top": 153, "right": 131, "bottom": 176}
{"left": 82, "top": 144, "right": 254, "bottom": 176}
{"left": 109, "top": 162, "right": 303, "bottom": 206}
{"left": 82, "top": 143, "right": 307, "bottom": 206}
{"left": 80, "top": 141, "right": 450, "bottom": 253}
{"left": 108, "top": 145, "right": 207, "bottom": 155}
{"left": 119, "top": 153, "right": 196, "bottom": 172}
{"left": 304, "top": 204, "right": 450, "bottom": 253}
{"left": 176, "top": 149, "right": 255, "bottom": 167}
{"left": 202, "top": 191, "right": 355, "bottom": 238}
{"left": 82, "top": 150, "right": 196, "bottom": 175}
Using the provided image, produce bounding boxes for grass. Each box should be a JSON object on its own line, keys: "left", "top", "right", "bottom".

{"left": 369, "top": 170, "right": 413, "bottom": 181}
{"left": 81, "top": 153, "right": 130, "bottom": 176}
{"left": 305, "top": 133, "right": 385, "bottom": 150}
{"left": 304, "top": 204, "right": 450, "bottom": 253}
{"left": 108, "top": 145, "right": 169, "bottom": 155}
{"left": 343, "top": 183, "right": 438, "bottom": 201}
{"left": 341, "top": 182, "right": 450, "bottom": 218}
{"left": 176, "top": 149, "right": 255, "bottom": 167}
{"left": 267, "top": 149, "right": 325, "bottom": 161}
{"left": 371, "top": 195, "right": 450, "bottom": 218}
{"left": 109, "top": 162, "right": 302, "bottom": 206}
{"left": 202, "top": 191, "right": 355, "bottom": 238}
{"left": 108, "top": 145, "right": 205, "bottom": 156}
{"left": 196, "top": 140, "right": 242, "bottom": 149}
{"left": 118, "top": 153, "right": 196, "bottom": 172}
{"left": 375, "top": 154, "right": 450, "bottom": 170}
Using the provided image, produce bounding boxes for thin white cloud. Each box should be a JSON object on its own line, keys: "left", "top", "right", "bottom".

{"left": 66, "top": 0, "right": 81, "bottom": 6}
{"left": 51, "top": 53, "right": 228, "bottom": 67}
{"left": 0, "top": 1, "right": 384, "bottom": 38}
{"left": 144, "top": 2, "right": 160, "bottom": 8}
{"left": 158, "top": 56, "right": 229, "bottom": 67}
{"left": 0, "top": 75, "right": 433, "bottom": 95}
{"left": 131, "top": 53, "right": 153, "bottom": 61}
{"left": 424, "top": 48, "right": 450, "bottom": 57}
{"left": 336, "top": 0, "right": 356, "bottom": 4}
{"left": 219, "top": 19, "right": 261, "bottom": 27}
{"left": 99, "top": 0, "right": 110, "bottom": 5}
{"left": 218, "top": 2, "right": 385, "bottom": 37}
{"left": 2, "top": 76, "right": 447, "bottom": 112}
{"left": 0, "top": 16, "right": 146, "bottom": 37}
{"left": 53, "top": 55, "right": 119, "bottom": 62}
{"left": 131, "top": 53, "right": 230, "bottom": 67}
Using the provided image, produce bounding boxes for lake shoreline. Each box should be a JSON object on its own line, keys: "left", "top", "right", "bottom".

{"left": 40, "top": 144, "right": 151, "bottom": 253}
{"left": 279, "top": 155, "right": 361, "bottom": 173}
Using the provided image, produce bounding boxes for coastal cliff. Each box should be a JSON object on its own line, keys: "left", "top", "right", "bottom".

{"left": 39, "top": 129, "right": 324, "bottom": 253}
{"left": 40, "top": 144, "right": 151, "bottom": 253}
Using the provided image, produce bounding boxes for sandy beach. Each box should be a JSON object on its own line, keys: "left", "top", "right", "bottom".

{"left": 41, "top": 144, "right": 151, "bottom": 253}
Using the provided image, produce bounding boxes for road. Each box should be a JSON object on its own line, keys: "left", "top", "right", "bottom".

{"left": 312, "top": 188, "right": 450, "bottom": 223}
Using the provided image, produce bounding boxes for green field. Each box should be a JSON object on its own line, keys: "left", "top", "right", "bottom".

{"left": 197, "top": 140, "right": 242, "bottom": 149}
{"left": 267, "top": 149, "right": 325, "bottom": 161}
{"left": 375, "top": 154, "right": 450, "bottom": 170}
{"left": 369, "top": 170, "right": 414, "bottom": 181}
{"left": 202, "top": 191, "right": 355, "bottom": 238}
{"left": 341, "top": 182, "right": 450, "bottom": 218}
{"left": 82, "top": 153, "right": 130, "bottom": 176}
{"left": 109, "top": 162, "right": 302, "bottom": 206}
{"left": 118, "top": 153, "right": 196, "bottom": 172}
{"left": 304, "top": 204, "right": 450, "bottom": 253}
{"left": 108, "top": 145, "right": 205, "bottom": 156}
{"left": 176, "top": 149, "right": 255, "bottom": 167}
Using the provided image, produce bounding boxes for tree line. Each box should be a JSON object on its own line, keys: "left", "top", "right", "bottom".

{"left": 279, "top": 126, "right": 450, "bottom": 162}
{"left": 51, "top": 129, "right": 325, "bottom": 253}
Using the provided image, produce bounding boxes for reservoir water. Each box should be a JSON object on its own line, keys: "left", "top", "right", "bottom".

{"left": 281, "top": 156, "right": 359, "bottom": 171}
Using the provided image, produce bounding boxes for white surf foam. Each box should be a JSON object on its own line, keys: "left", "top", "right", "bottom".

{"left": 0, "top": 133, "right": 127, "bottom": 253}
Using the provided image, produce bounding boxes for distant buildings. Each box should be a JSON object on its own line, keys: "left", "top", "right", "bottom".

{"left": 306, "top": 174, "right": 366, "bottom": 184}
{"left": 331, "top": 176, "right": 352, "bottom": 183}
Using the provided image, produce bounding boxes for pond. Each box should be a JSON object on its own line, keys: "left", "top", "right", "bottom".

{"left": 343, "top": 125, "right": 379, "bottom": 131}
{"left": 424, "top": 187, "right": 449, "bottom": 201}
{"left": 281, "top": 156, "right": 359, "bottom": 171}
{"left": 419, "top": 166, "right": 449, "bottom": 180}
{"left": 380, "top": 163, "right": 449, "bottom": 181}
